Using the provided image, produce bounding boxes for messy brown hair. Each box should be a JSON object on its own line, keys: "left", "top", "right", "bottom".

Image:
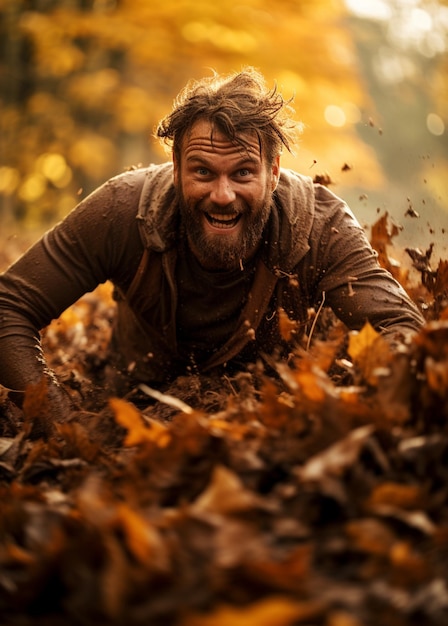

{"left": 156, "top": 67, "right": 300, "bottom": 165}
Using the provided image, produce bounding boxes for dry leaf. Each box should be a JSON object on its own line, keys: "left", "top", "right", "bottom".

{"left": 345, "top": 518, "right": 396, "bottom": 556}
{"left": 178, "top": 596, "right": 323, "bottom": 626}
{"left": 297, "top": 425, "right": 374, "bottom": 481}
{"left": 278, "top": 307, "right": 299, "bottom": 342}
{"left": 115, "top": 503, "right": 169, "bottom": 570}
{"left": 109, "top": 397, "right": 170, "bottom": 447}
{"left": 366, "top": 481, "right": 425, "bottom": 510}
{"left": 192, "top": 465, "right": 274, "bottom": 516}
{"left": 348, "top": 322, "right": 392, "bottom": 385}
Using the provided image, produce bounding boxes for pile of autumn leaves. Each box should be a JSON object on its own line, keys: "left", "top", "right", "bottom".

{"left": 1, "top": 216, "right": 448, "bottom": 626}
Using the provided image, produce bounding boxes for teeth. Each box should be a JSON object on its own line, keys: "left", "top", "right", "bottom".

{"left": 206, "top": 213, "right": 240, "bottom": 228}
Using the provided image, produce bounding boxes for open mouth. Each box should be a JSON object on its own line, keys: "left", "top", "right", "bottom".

{"left": 205, "top": 212, "right": 242, "bottom": 230}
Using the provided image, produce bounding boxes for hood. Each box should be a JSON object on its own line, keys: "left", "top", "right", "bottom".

{"left": 137, "top": 162, "right": 178, "bottom": 252}
{"left": 265, "top": 168, "right": 315, "bottom": 273}
{"left": 137, "top": 163, "right": 315, "bottom": 270}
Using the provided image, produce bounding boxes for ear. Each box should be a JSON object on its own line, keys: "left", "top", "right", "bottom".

{"left": 172, "top": 151, "right": 179, "bottom": 186}
{"left": 271, "top": 155, "right": 280, "bottom": 191}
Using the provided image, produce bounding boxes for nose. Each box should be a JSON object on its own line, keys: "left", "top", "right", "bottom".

{"left": 209, "top": 176, "right": 236, "bottom": 206}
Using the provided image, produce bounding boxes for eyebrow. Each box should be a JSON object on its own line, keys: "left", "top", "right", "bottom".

{"left": 185, "top": 155, "right": 260, "bottom": 166}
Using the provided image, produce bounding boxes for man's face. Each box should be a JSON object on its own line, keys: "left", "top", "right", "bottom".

{"left": 174, "top": 119, "right": 280, "bottom": 271}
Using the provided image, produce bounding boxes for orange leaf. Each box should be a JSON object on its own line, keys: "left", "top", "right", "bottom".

{"left": 109, "top": 397, "right": 170, "bottom": 447}
{"left": 178, "top": 596, "right": 323, "bottom": 626}
{"left": 115, "top": 503, "right": 169, "bottom": 570}
{"left": 366, "top": 481, "right": 425, "bottom": 510}
{"left": 278, "top": 307, "right": 299, "bottom": 342}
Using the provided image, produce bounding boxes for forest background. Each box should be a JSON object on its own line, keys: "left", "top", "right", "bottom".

{"left": 1, "top": 0, "right": 447, "bottom": 264}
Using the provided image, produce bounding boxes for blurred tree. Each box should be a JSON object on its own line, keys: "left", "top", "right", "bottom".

{"left": 340, "top": 0, "right": 448, "bottom": 255}
{"left": 0, "top": 0, "right": 376, "bottom": 228}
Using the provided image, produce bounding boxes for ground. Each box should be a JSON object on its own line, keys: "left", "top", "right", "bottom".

{"left": 1, "top": 216, "right": 448, "bottom": 626}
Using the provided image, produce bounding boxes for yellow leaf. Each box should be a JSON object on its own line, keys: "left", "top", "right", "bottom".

{"left": 347, "top": 321, "right": 379, "bottom": 362}
{"left": 348, "top": 322, "right": 392, "bottom": 385}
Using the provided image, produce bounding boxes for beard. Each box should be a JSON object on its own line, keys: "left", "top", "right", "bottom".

{"left": 176, "top": 187, "right": 273, "bottom": 272}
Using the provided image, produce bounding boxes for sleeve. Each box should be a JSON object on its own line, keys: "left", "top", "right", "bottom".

{"left": 311, "top": 186, "right": 425, "bottom": 337}
{"left": 0, "top": 169, "right": 145, "bottom": 392}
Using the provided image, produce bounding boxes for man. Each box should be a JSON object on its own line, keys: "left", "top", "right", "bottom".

{"left": 0, "top": 68, "right": 424, "bottom": 411}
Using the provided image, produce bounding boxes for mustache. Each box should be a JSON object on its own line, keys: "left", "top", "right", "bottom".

{"left": 198, "top": 200, "right": 243, "bottom": 216}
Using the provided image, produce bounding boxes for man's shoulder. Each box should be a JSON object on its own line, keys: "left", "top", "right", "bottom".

{"left": 278, "top": 167, "right": 313, "bottom": 191}
{"left": 278, "top": 167, "right": 345, "bottom": 211}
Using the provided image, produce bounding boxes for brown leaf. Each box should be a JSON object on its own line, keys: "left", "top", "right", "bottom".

{"left": 434, "top": 259, "right": 448, "bottom": 299}
{"left": 192, "top": 465, "right": 275, "bottom": 516}
{"left": 297, "top": 425, "right": 375, "bottom": 481}
{"left": 370, "top": 212, "right": 404, "bottom": 279}
{"left": 22, "top": 378, "right": 55, "bottom": 441}
{"left": 345, "top": 518, "right": 396, "bottom": 556}
{"left": 242, "top": 544, "right": 313, "bottom": 592}
{"left": 57, "top": 421, "right": 100, "bottom": 462}
{"left": 389, "top": 541, "right": 431, "bottom": 585}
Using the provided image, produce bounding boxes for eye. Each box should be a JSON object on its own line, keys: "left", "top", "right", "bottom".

{"left": 197, "top": 167, "right": 210, "bottom": 176}
{"left": 237, "top": 168, "right": 251, "bottom": 177}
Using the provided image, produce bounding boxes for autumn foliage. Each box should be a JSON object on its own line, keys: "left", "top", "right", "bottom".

{"left": 1, "top": 215, "right": 448, "bottom": 626}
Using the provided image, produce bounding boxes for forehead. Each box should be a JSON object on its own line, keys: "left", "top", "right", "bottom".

{"left": 181, "top": 119, "right": 262, "bottom": 160}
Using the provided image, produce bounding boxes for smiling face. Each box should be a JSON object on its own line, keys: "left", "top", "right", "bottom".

{"left": 174, "top": 119, "right": 280, "bottom": 271}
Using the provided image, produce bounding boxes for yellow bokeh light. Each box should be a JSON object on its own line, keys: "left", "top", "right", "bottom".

{"left": 427, "top": 113, "right": 445, "bottom": 136}
{"left": 37, "top": 153, "right": 72, "bottom": 187}
{"left": 324, "top": 104, "right": 347, "bottom": 127}
{"left": 0, "top": 167, "right": 20, "bottom": 195}
{"left": 18, "top": 174, "right": 47, "bottom": 203}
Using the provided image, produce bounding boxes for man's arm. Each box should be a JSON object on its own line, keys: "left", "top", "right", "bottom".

{"left": 0, "top": 169, "right": 146, "bottom": 395}
{"left": 311, "top": 186, "right": 425, "bottom": 337}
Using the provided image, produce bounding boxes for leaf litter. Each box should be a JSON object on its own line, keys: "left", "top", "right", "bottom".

{"left": 1, "top": 213, "right": 448, "bottom": 625}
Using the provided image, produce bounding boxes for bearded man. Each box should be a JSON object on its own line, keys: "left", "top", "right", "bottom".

{"left": 0, "top": 68, "right": 424, "bottom": 411}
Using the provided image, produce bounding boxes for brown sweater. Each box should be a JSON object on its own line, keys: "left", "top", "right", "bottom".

{"left": 0, "top": 163, "right": 424, "bottom": 391}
